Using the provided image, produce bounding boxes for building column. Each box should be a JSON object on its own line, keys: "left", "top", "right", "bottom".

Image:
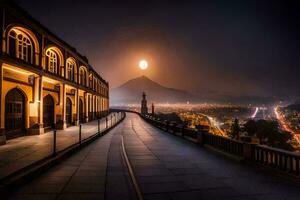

{"left": 101, "top": 98, "right": 104, "bottom": 117}
{"left": 0, "top": 62, "right": 6, "bottom": 145}
{"left": 84, "top": 92, "right": 89, "bottom": 122}
{"left": 96, "top": 96, "right": 99, "bottom": 118}
{"left": 62, "top": 83, "right": 67, "bottom": 129}
{"left": 55, "top": 83, "right": 65, "bottom": 130}
{"left": 38, "top": 76, "right": 44, "bottom": 133}
{"left": 92, "top": 95, "right": 95, "bottom": 120}
{"left": 75, "top": 88, "right": 79, "bottom": 125}
{"left": 28, "top": 75, "right": 44, "bottom": 135}
{"left": 99, "top": 97, "right": 102, "bottom": 117}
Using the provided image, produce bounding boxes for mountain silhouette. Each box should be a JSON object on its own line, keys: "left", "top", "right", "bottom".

{"left": 110, "top": 76, "right": 195, "bottom": 105}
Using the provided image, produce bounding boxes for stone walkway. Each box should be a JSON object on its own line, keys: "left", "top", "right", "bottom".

{"left": 9, "top": 117, "right": 135, "bottom": 200}
{"left": 0, "top": 113, "right": 119, "bottom": 180}
{"left": 123, "top": 113, "right": 300, "bottom": 200}
{"left": 8, "top": 113, "right": 300, "bottom": 200}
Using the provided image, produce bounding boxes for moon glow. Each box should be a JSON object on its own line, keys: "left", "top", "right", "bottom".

{"left": 139, "top": 60, "right": 148, "bottom": 70}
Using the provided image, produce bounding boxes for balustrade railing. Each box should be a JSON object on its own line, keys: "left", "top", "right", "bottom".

{"left": 138, "top": 113, "right": 300, "bottom": 176}
{"left": 204, "top": 133, "right": 244, "bottom": 157}
{"left": 251, "top": 145, "right": 300, "bottom": 175}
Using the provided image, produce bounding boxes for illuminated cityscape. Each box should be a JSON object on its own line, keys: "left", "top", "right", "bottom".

{"left": 1, "top": 1, "right": 300, "bottom": 200}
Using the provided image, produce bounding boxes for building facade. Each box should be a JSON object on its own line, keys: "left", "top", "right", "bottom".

{"left": 0, "top": 3, "right": 109, "bottom": 144}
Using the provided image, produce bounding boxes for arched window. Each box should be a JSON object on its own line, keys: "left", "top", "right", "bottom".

{"left": 79, "top": 67, "right": 87, "bottom": 86}
{"left": 66, "top": 58, "right": 76, "bottom": 81}
{"left": 8, "top": 29, "right": 33, "bottom": 63}
{"left": 89, "top": 74, "right": 93, "bottom": 89}
{"left": 45, "top": 47, "right": 64, "bottom": 75}
{"left": 46, "top": 49, "right": 58, "bottom": 74}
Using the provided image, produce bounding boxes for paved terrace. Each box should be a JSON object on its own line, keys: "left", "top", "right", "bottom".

{"left": 0, "top": 113, "right": 118, "bottom": 180}
{"left": 8, "top": 113, "right": 300, "bottom": 200}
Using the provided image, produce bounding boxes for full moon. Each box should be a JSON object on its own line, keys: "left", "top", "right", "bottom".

{"left": 139, "top": 60, "right": 148, "bottom": 70}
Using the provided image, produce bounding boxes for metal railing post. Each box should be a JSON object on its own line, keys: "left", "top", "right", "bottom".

{"left": 79, "top": 124, "right": 82, "bottom": 145}
{"left": 53, "top": 129, "right": 57, "bottom": 156}
{"left": 106, "top": 117, "right": 108, "bottom": 129}
{"left": 111, "top": 114, "right": 113, "bottom": 127}
{"left": 98, "top": 119, "right": 100, "bottom": 134}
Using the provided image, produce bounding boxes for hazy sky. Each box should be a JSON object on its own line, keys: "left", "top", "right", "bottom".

{"left": 17, "top": 0, "right": 299, "bottom": 98}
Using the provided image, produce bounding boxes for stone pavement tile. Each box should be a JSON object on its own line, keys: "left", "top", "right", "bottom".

{"left": 45, "top": 168, "right": 76, "bottom": 177}
{"left": 130, "top": 158, "right": 158, "bottom": 163}
{"left": 129, "top": 153, "right": 154, "bottom": 157}
{"left": 144, "top": 193, "right": 172, "bottom": 200}
{"left": 81, "top": 159, "right": 108, "bottom": 165}
{"left": 15, "top": 183, "right": 65, "bottom": 194}
{"left": 203, "top": 168, "right": 256, "bottom": 179}
{"left": 57, "top": 193, "right": 104, "bottom": 200}
{"left": 31, "top": 174, "right": 70, "bottom": 185}
{"left": 105, "top": 173, "right": 136, "bottom": 199}
{"left": 126, "top": 148, "right": 150, "bottom": 153}
{"left": 134, "top": 168, "right": 173, "bottom": 176}
{"left": 170, "top": 187, "right": 240, "bottom": 200}
{"left": 140, "top": 181, "right": 189, "bottom": 194}
{"left": 163, "top": 161, "right": 199, "bottom": 169}
{"left": 8, "top": 194, "right": 57, "bottom": 200}
{"left": 176, "top": 174, "right": 228, "bottom": 190}
{"left": 156, "top": 155, "right": 188, "bottom": 162}
{"left": 170, "top": 168, "right": 207, "bottom": 175}
{"left": 138, "top": 175, "right": 181, "bottom": 184}
{"left": 63, "top": 182, "right": 105, "bottom": 193}
{"left": 126, "top": 151, "right": 153, "bottom": 156}
{"left": 250, "top": 194, "right": 300, "bottom": 200}
{"left": 75, "top": 169, "right": 106, "bottom": 176}
{"left": 222, "top": 177, "right": 277, "bottom": 195}
{"left": 131, "top": 159, "right": 162, "bottom": 167}
{"left": 133, "top": 164, "right": 166, "bottom": 171}
{"left": 67, "top": 175, "right": 105, "bottom": 185}
{"left": 48, "top": 165, "right": 78, "bottom": 172}
{"left": 78, "top": 165, "right": 107, "bottom": 171}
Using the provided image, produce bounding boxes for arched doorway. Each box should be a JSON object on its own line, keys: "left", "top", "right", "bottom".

{"left": 79, "top": 98, "right": 84, "bottom": 123}
{"left": 66, "top": 97, "right": 72, "bottom": 126}
{"left": 43, "top": 94, "right": 54, "bottom": 130}
{"left": 5, "top": 88, "right": 26, "bottom": 139}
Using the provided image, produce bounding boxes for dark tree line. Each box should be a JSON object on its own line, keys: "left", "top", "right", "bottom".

{"left": 230, "top": 119, "right": 295, "bottom": 151}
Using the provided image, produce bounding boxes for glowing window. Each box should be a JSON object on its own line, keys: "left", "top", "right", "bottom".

{"left": 79, "top": 67, "right": 86, "bottom": 86}
{"left": 8, "top": 29, "right": 33, "bottom": 63}
{"left": 46, "top": 49, "right": 58, "bottom": 73}
{"left": 66, "top": 58, "right": 76, "bottom": 81}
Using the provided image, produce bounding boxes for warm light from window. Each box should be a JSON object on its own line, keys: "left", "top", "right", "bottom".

{"left": 3, "top": 65, "right": 32, "bottom": 75}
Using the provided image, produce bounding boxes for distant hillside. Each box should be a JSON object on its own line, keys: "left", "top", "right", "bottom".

{"left": 110, "top": 76, "right": 196, "bottom": 105}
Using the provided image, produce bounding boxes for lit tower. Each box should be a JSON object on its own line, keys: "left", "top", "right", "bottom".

{"left": 141, "top": 92, "right": 148, "bottom": 115}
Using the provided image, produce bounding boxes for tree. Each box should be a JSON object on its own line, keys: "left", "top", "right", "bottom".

{"left": 267, "top": 130, "right": 295, "bottom": 151}
{"left": 243, "top": 119, "right": 295, "bottom": 151}
{"left": 229, "top": 118, "right": 241, "bottom": 139}
{"left": 255, "top": 120, "right": 278, "bottom": 143}
{"left": 244, "top": 119, "right": 257, "bottom": 136}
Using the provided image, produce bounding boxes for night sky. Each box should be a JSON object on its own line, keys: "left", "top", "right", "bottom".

{"left": 16, "top": 0, "right": 299, "bottom": 99}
